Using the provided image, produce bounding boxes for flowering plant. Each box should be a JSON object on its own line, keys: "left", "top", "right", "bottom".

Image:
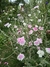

{"left": 0, "top": 0, "right": 50, "bottom": 67}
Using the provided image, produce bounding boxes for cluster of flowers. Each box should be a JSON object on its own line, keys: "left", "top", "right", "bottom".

{"left": 1, "top": 0, "right": 50, "bottom": 65}
{"left": 17, "top": 36, "right": 50, "bottom": 61}
{"left": 0, "top": 61, "right": 8, "bottom": 65}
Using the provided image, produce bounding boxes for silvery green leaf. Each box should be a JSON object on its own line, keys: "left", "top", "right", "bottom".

{"left": 9, "top": 0, "right": 16, "bottom": 3}
{"left": 24, "top": 0, "right": 30, "bottom": 4}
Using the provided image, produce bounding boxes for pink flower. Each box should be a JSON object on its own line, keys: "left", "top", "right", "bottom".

{"left": 28, "top": 24, "right": 32, "bottom": 28}
{"left": 17, "top": 14, "right": 21, "bottom": 16}
{"left": 4, "top": 62, "right": 8, "bottom": 65}
{"left": 37, "top": 38, "right": 42, "bottom": 43}
{"left": 33, "top": 27, "right": 38, "bottom": 31}
{"left": 45, "top": 48, "right": 50, "bottom": 54}
{"left": 17, "top": 36, "right": 26, "bottom": 46}
{"left": 34, "top": 38, "right": 42, "bottom": 46}
{"left": 29, "top": 30, "right": 33, "bottom": 35}
{"left": 39, "top": 26, "right": 44, "bottom": 30}
{"left": 17, "top": 53, "right": 25, "bottom": 61}
{"left": 34, "top": 40, "right": 40, "bottom": 46}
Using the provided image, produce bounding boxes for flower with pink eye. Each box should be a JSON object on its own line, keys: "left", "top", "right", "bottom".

{"left": 28, "top": 24, "right": 32, "bottom": 28}
{"left": 37, "top": 38, "right": 42, "bottom": 44}
{"left": 34, "top": 38, "right": 42, "bottom": 46}
{"left": 29, "top": 30, "right": 33, "bottom": 35}
{"left": 4, "top": 62, "right": 8, "bottom": 65}
{"left": 33, "top": 27, "right": 38, "bottom": 31}
{"left": 17, "top": 36, "right": 26, "bottom": 46}
{"left": 34, "top": 40, "right": 40, "bottom": 46}
{"left": 17, "top": 53, "right": 25, "bottom": 61}
{"left": 39, "top": 26, "right": 44, "bottom": 30}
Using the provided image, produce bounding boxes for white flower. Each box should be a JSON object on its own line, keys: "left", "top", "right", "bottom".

{"left": 34, "top": 6, "right": 39, "bottom": 9}
{"left": 22, "top": 20, "right": 24, "bottom": 23}
{"left": 10, "top": 9, "right": 12, "bottom": 12}
{"left": 7, "top": 18, "right": 10, "bottom": 20}
{"left": 37, "top": 10, "right": 40, "bottom": 13}
{"left": 38, "top": 19, "right": 41, "bottom": 22}
{"left": 19, "top": 3, "right": 24, "bottom": 9}
{"left": 28, "top": 14, "right": 31, "bottom": 17}
{"left": 23, "top": 23, "right": 27, "bottom": 26}
{"left": 3, "top": 10, "right": 5, "bottom": 12}
{"left": 14, "top": 18, "right": 17, "bottom": 21}
{"left": 37, "top": 50, "right": 44, "bottom": 57}
{"left": 19, "top": 3, "right": 23, "bottom": 6}
{"left": 4, "top": 23, "right": 11, "bottom": 28}
{"left": 35, "top": 25, "right": 38, "bottom": 27}
{"left": 22, "top": 32, "right": 25, "bottom": 35}
{"left": 15, "top": 47, "right": 18, "bottom": 49}
{"left": 5, "top": 13, "right": 8, "bottom": 15}
{"left": 48, "top": 22, "right": 50, "bottom": 24}
{"left": 24, "top": 0, "right": 30, "bottom": 4}
{"left": 14, "top": 25, "right": 17, "bottom": 28}
{"left": 17, "top": 53, "right": 25, "bottom": 61}
{"left": 30, "top": 19, "right": 33, "bottom": 21}
{"left": 35, "top": 16, "right": 38, "bottom": 19}
{"left": 12, "top": 8, "right": 15, "bottom": 10}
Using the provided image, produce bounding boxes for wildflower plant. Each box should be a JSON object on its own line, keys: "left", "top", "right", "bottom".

{"left": 0, "top": 0, "right": 50, "bottom": 67}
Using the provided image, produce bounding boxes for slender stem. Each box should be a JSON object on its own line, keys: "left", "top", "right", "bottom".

{"left": 1, "top": 51, "right": 14, "bottom": 60}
